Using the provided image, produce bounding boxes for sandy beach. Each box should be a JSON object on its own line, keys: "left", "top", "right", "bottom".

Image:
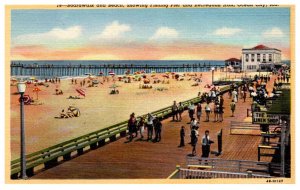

{"left": 10, "top": 70, "right": 256, "bottom": 159}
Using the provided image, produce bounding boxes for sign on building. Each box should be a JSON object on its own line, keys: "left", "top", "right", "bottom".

{"left": 252, "top": 111, "right": 280, "bottom": 125}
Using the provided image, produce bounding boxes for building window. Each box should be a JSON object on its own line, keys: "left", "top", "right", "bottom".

{"left": 257, "top": 54, "right": 260, "bottom": 62}
{"left": 269, "top": 54, "right": 272, "bottom": 62}
{"left": 262, "top": 54, "right": 266, "bottom": 62}
{"left": 246, "top": 65, "right": 257, "bottom": 70}
{"left": 245, "top": 54, "right": 249, "bottom": 62}
{"left": 251, "top": 54, "right": 255, "bottom": 62}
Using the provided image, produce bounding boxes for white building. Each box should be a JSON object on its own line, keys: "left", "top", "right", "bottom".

{"left": 241, "top": 45, "right": 281, "bottom": 71}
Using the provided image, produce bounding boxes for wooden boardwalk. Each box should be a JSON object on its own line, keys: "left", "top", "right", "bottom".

{"left": 31, "top": 87, "right": 272, "bottom": 179}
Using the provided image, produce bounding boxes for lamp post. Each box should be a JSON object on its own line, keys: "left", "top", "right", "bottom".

{"left": 17, "top": 82, "right": 27, "bottom": 179}
{"left": 211, "top": 67, "right": 215, "bottom": 85}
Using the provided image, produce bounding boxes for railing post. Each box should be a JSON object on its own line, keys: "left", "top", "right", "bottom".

{"left": 247, "top": 171, "right": 253, "bottom": 178}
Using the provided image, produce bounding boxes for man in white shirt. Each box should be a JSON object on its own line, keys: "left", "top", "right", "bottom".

{"left": 201, "top": 130, "right": 213, "bottom": 158}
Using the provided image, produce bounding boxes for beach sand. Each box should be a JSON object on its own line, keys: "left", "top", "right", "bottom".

{"left": 10, "top": 71, "right": 257, "bottom": 159}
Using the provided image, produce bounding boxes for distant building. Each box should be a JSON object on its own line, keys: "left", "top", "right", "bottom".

{"left": 242, "top": 44, "right": 281, "bottom": 71}
{"left": 225, "top": 58, "right": 242, "bottom": 72}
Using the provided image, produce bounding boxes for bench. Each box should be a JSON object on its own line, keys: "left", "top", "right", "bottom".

{"left": 229, "top": 122, "right": 260, "bottom": 135}
{"left": 187, "top": 164, "right": 213, "bottom": 170}
{"left": 258, "top": 145, "right": 280, "bottom": 161}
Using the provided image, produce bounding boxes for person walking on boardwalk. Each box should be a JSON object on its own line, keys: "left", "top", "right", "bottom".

{"left": 201, "top": 130, "right": 214, "bottom": 158}
{"left": 188, "top": 103, "right": 195, "bottom": 121}
{"left": 179, "top": 126, "right": 185, "bottom": 147}
{"left": 232, "top": 89, "right": 238, "bottom": 103}
{"left": 154, "top": 117, "right": 162, "bottom": 142}
{"left": 196, "top": 103, "right": 202, "bottom": 122}
{"left": 191, "top": 126, "right": 199, "bottom": 156}
{"left": 213, "top": 101, "right": 220, "bottom": 122}
{"left": 137, "top": 117, "right": 145, "bottom": 139}
{"left": 146, "top": 113, "right": 154, "bottom": 141}
{"left": 178, "top": 102, "right": 184, "bottom": 121}
{"left": 205, "top": 102, "right": 211, "bottom": 122}
{"left": 171, "top": 101, "right": 179, "bottom": 121}
{"left": 190, "top": 117, "right": 198, "bottom": 130}
{"left": 230, "top": 100, "right": 236, "bottom": 117}
{"left": 127, "top": 113, "right": 137, "bottom": 141}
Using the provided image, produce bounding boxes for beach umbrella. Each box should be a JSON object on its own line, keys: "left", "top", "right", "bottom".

{"left": 76, "top": 88, "right": 86, "bottom": 97}
{"left": 162, "top": 74, "right": 169, "bottom": 78}
{"left": 165, "top": 72, "right": 170, "bottom": 75}
{"left": 29, "top": 76, "right": 36, "bottom": 80}
{"left": 175, "top": 74, "right": 180, "bottom": 79}
{"left": 151, "top": 71, "right": 156, "bottom": 74}
{"left": 143, "top": 79, "right": 150, "bottom": 84}
{"left": 142, "top": 74, "right": 147, "bottom": 79}
{"left": 171, "top": 72, "right": 175, "bottom": 75}
{"left": 99, "top": 72, "right": 103, "bottom": 76}
{"left": 109, "top": 72, "right": 115, "bottom": 76}
{"left": 151, "top": 74, "right": 156, "bottom": 77}
{"left": 19, "top": 95, "right": 31, "bottom": 105}
{"left": 32, "top": 87, "right": 41, "bottom": 100}
{"left": 141, "top": 70, "right": 145, "bottom": 74}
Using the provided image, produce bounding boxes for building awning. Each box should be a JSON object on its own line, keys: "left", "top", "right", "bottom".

{"left": 267, "top": 89, "right": 290, "bottom": 115}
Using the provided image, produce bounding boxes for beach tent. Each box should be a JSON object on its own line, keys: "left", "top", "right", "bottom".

{"left": 76, "top": 88, "right": 86, "bottom": 97}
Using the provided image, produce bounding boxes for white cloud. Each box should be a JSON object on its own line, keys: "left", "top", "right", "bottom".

{"left": 213, "top": 27, "right": 242, "bottom": 36}
{"left": 262, "top": 27, "right": 285, "bottom": 38}
{"left": 14, "top": 26, "right": 82, "bottom": 44}
{"left": 150, "top": 27, "right": 179, "bottom": 40}
{"left": 94, "top": 20, "right": 131, "bottom": 40}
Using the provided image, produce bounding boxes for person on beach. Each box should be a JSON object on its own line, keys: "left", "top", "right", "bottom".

{"left": 171, "top": 101, "right": 179, "bottom": 121}
{"left": 137, "top": 117, "right": 145, "bottom": 139}
{"left": 191, "top": 126, "right": 199, "bottom": 156}
{"left": 178, "top": 102, "right": 184, "bottom": 121}
{"left": 127, "top": 113, "right": 137, "bottom": 141}
{"left": 146, "top": 113, "right": 154, "bottom": 141}
{"left": 68, "top": 106, "right": 80, "bottom": 117}
{"left": 60, "top": 109, "right": 68, "bottom": 118}
{"left": 179, "top": 126, "right": 185, "bottom": 147}
{"left": 230, "top": 100, "right": 236, "bottom": 117}
{"left": 188, "top": 103, "right": 195, "bottom": 121}
{"left": 71, "top": 78, "right": 74, "bottom": 84}
{"left": 201, "top": 130, "right": 214, "bottom": 158}
{"left": 205, "top": 102, "right": 211, "bottom": 122}
{"left": 196, "top": 103, "right": 202, "bottom": 122}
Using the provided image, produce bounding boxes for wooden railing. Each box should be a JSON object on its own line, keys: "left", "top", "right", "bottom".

{"left": 10, "top": 83, "right": 244, "bottom": 179}
{"left": 10, "top": 96, "right": 205, "bottom": 178}
{"left": 170, "top": 168, "right": 271, "bottom": 179}
{"left": 186, "top": 157, "right": 282, "bottom": 176}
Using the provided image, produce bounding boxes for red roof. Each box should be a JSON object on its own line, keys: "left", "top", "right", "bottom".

{"left": 242, "top": 44, "right": 281, "bottom": 52}
{"left": 251, "top": 44, "right": 271, "bottom": 50}
{"left": 225, "top": 58, "right": 241, "bottom": 62}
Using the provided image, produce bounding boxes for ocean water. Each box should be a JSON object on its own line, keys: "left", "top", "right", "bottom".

{"left": 11, "top": 60, "right": 225, "bottom": 66}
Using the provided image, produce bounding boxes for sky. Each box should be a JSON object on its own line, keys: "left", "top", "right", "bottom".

{"left": 10, "top": 8, "right": 291, "bottom": 60}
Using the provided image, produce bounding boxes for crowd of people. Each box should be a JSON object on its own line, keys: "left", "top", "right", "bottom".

{"left": 127, "top": 113, "right": 162, "bottom": 143}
